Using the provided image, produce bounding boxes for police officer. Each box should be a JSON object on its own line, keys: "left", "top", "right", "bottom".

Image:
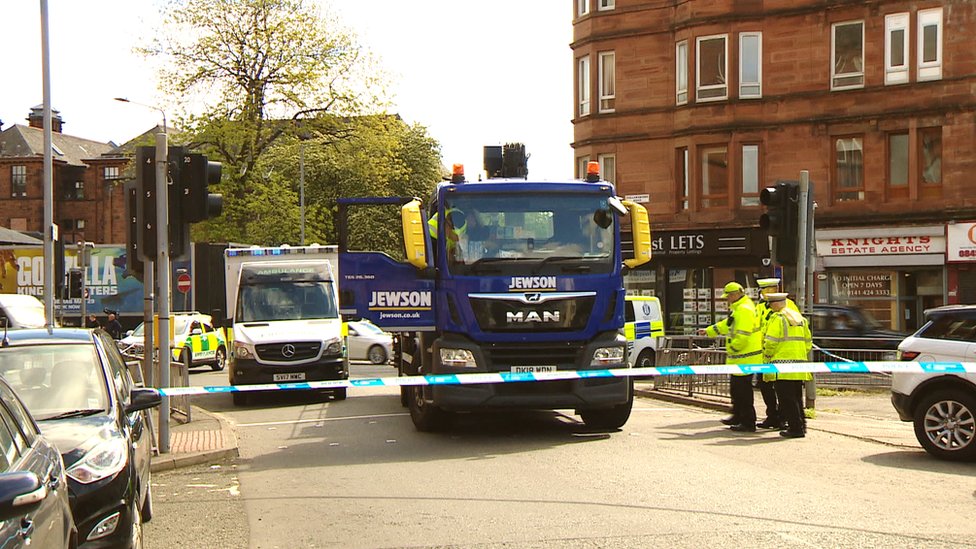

{"left": 754, "top": 277, "right": 799, "bottom": 429}
{"left": 761, "top": 292, "right": 813, "bottom": 438}
{"left": 699, "top": 282, "right": 762, "bottom": 432}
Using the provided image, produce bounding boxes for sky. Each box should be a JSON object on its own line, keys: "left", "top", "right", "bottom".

{"left": 1, "top": 1, "right": 575, "bottom": 180}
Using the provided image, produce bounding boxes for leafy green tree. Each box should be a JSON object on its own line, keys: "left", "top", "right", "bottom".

{"left": 142, "top": 0, "right": 387, "bottom": 242}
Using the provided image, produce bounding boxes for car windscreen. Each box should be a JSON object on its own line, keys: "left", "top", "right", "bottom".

{"left": 238, "top": 281, "right": 339, "bottom": 322}
{"left": 0, "top": 344, "right": 109, "bottom": 420}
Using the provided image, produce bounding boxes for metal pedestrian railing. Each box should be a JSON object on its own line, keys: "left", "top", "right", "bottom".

{"left": 118, "top": 341, "right": 192, "bottom": 423}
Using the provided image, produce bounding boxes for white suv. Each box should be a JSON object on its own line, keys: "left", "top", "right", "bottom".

{"left": 891, "top": 305, "right": 976, "bottom": 461}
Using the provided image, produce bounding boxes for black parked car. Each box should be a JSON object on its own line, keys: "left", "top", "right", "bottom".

{"left": 809, "top": 304, "right": 905, "bottom": 359}
{"left": 0, "top": 375, "right": 75, "bottom": 547}
{"left": 0, "top": 327, "right": 160, "bottom": 548}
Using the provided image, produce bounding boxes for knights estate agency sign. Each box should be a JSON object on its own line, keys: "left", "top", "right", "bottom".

{"left": 947, "top": 222, "right": 976, "bottom": 262}
{"left": 816, "top": 234, "right": 946, "bottom": 256}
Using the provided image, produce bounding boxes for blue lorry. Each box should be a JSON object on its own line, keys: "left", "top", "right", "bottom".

{"left": 337, "top": 164, "right": 652, "bottom": 431}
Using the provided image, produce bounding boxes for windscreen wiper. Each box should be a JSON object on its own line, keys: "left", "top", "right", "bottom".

{"left": 42, "top": 409, "right": 103, "bottom": 421}
{"left": 532, "top": 256, "right": 578, "bottom": 274}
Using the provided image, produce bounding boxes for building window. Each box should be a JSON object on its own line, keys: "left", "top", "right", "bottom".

{"left": 598, "top": 154, "right": 615, "bottom": 185}
{"left": 739, "top": 33, "right": 762, "bottom": 98}
{"left": 63, "top": 180, "right": 84, "bottom": 200}
{"left": 676, "top": 147, "right": 689, "bottom": 211}
{"left": 598, "top": 52, "right": 615, "bottom": 113}
{"left": 578, "top": 56, "right": 590, "bottom": 117}
{"left": 888, "top": 132, "right": 909, "bottom": 193}
{"left": 885, "top": 13, "right": 909, "bottom": 85}
{"left": 831, "top": 21, "right": 864, "bottom": 90}
{"left": 104, "top": 166, "right": 120, "bottom": 180}
{"left": 598, "top": 0, "right": 614, "bottom": 11}
{"left": 834, "top": 136, "right": 864, "bottom": 202}
{"left": 10, "top": 166, "right": 26, "bottom": 197}
{"left": 741, "top": 144, "right": 760, "bottom": 207}
{"left": 919, "top": 127, "right": 942, "bottom": 186}
{"left": 577, "top": 0, "right": 589, "bottom": 17}
{"left": 918, "top": 8, "right": 943, "bottom": 81}
{"left": 577, "top": 155, "right": 591, "bottom": 179}
{"left": 696, "top": 34, "right": 727, "bottom": 102}
{"left": 700, "top": 145, "right": 728, "bottom": 209}
{"left": 675, "top": 41, "right": 688, "bottom": 105}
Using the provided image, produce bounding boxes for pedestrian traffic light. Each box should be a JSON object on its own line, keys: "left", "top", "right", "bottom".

{"left": 759, "top": 181, "right": 799, "bottom": 265}
{"left": 136, "top": 146, "right": 158, "bottom": 261}
{"left": 68, "top": 269, "right": 83, "bottom": 299}
{"left": 180, "top": 153, "right": 223, "bottom": 223}
{"left": 124, "top": 181, "right": 145, "bottom": 280}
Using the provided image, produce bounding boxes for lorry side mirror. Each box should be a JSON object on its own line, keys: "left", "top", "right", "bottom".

{"left": 621, "top": 199, "right": 652, "bottom": 269}
{"left": 401, "top": 199, "right": 429, "bottom": 270}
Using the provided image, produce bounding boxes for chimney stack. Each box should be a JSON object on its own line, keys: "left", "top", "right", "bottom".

{"left": 28, "top": 105, "right": 64, "bottom": 133}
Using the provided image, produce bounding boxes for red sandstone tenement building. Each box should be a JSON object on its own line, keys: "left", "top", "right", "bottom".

{"left": 572, "top": 0, "right": 976, "bottom": 332}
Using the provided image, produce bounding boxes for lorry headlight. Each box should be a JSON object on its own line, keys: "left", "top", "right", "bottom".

{"left": 234, "top": 341, "right": 256, "bottom": 359}
{"left": 324, "top": 337, "right": 342, "bottom": 356}
{"left": 440, "top": 348, "right": 477, "bottom": 368}
{"left": 590, "top": 346, "right": 624, "bottom": 366}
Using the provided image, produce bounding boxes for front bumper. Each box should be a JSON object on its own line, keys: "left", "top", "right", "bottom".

{"left": 70, "top": 468, "right": 138, "bottom": 548}
{"left": 429, "top": 331, "right": 629, "bottom": 411}
{"left": 890, "top": 390, "right": 913, "bottom": 421}
{"left": 230, "top": 356, "right": 347, "bottom": 385}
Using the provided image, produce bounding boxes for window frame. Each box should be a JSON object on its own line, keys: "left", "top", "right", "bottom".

{"left": 696, "top": 34, "right": 728, "bottom": 102}
{"left": 598, "top": 153, "right": 616, "bottom": 185}
{"left": 918, "top": 127, "right": 942, "bottom": 187}
{"left": 740, "top": 143, "right": 760, "bottom": 207}
{"left": 577, "top": 0, "right": 589, "bottom": 18}
{"left": 738, "top": 32, "right": 762, "bottom": 99}
{"left": 884, "top": 13, "right": 909, "bottom": 85}
{"left": 831, "top": 20, "right": 865, "bottom": 90}
{"left": 676, "top": 41, "right": 689, "bottom": 105}
{"left": 103, "top": 166, "right": 120, "bottom": 181}
{"left": 577, "top": 155, "right": 591, "bottom": 180}
{"left": 578, "top": 55, "right": 591, "bottom": 118}
{"left": 833, "top": 135, "right": 865, "bottom": 202}
{"left": 598, "top": 0, "right": 614, "bottom": 11}
{"left": 699, "top": 144, "right": 729, "bottom": 209}
{"left": 917, "top": 8, "right": 943, "bottom": 82}
{"left": 10, "top": 166, "right": 26, "bottom": 198}
{"left": 676, "top": 147, "right": 689, "bottom": 211}
{"left": 598, "top": 51, "right": 616, "bottom": 113}
{"left": 887, "top": 131, "right": 909, "bottom": 199}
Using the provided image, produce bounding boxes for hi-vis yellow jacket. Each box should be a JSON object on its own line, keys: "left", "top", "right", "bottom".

{"left": 704, "top": 295, "right": 761, "bottom": 374}
{"left": 757, "top": 297, "right": 799, "bottom": 332}
{"left": 762, "top": 308, "right": 813, "bottom": 381}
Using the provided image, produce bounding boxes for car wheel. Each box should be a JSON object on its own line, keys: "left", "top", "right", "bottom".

{"left": 912, "top": 388, "right": 976, "bottom": 462}
{"left": 634, "top": 349, "right": 656, "bottom": 368}
{"left": 130, "top": 499, "right": 144, "bottom": 549}
{"left": 367, "top": 345, "right": 388, "bottom": 365}
{"left": 140, "top": 472, "right": 153, "bottom": 522}
{"left": 212, "top": 347, "right": 227, "bottom": 371}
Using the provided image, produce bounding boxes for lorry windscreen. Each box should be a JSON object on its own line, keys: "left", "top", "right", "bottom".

{"left": 442, "top": 193, "right": 615, "bottom": 275}
{"left": 237, "top": 281, "right": 339, "bottom": 322}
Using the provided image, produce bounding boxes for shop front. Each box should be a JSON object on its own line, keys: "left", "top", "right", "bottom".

{"left": 624, "top": 228, "right": 769, "bottom": 334}
{"left": 945, "top": 221, "right": 976, "bottom": 305}
{"left": 814, "top": 226, "right": 945, "bottom": 333}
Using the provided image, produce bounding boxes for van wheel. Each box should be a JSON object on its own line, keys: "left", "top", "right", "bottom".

{"left": 634, "top": 349, "right": 656, "bottom": 368}
{"left": 580, "top": 381, "right": 633, "bottom": 430}
{"left": 913, "top": 389, "right": 976, "bottom": 461}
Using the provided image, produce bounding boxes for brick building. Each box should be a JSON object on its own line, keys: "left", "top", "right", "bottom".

{"left": 0, "top": 106, "right": 129, "bottom": 245}
{"left": 572, "top": 0, "right": 976, "bottom": 333}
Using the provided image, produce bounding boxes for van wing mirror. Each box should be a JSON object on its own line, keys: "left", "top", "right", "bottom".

{"left": 622, "top": 199, "right": 652, "bottom": 269}
{"left": 401, "top": 199, "right": 429, "bottom": 270}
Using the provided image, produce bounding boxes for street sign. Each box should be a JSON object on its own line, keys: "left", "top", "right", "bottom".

{"left": 177, "top": 273, "right": 192, "bottom": 294}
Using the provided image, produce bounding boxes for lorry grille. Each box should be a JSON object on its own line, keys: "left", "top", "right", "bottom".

{"left": 256, "top": 342, "right": 321, "bottom": 362}
{"left": 470, "top": 296, "right": 594, "bottom": 332}
{"left": 483, "top": 341, "right": 584, "bottom": 369}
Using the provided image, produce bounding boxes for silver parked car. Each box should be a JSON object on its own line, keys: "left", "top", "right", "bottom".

{"left": 346, "top": 320, "right": 393, "bottom": 364}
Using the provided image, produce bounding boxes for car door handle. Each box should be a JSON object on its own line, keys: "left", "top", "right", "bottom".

{"left": 18, "top": 517, "right": 33, "bottom": 539}
{"left": 47, "top": 469, "right": 61, "bottom": 491}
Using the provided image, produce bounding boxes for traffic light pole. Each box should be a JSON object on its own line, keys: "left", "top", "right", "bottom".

{"left": 155, "top": 132, "right": 171, "bottom": 455}
{"left": 796, "top": 172, "right": 810, "bottom": 312}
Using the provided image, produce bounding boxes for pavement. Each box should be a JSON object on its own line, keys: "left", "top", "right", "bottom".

{"left": 149, "top": 385, "right": 917, "bottom": 471}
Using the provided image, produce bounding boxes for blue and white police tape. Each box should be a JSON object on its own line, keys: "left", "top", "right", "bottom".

{"left": 155, "top": 361, "right": 976, "bottom": 397}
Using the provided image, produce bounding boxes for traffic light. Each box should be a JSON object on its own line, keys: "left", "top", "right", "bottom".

{"left": 167, "top": 146, "right": 189, "bottom": 259}
{"left": 180, "top": 153, "right": 223, "bottom": 223}
{"left": 125, "top": 181, "right": 144, "bottom": 280}
{"left": 67, "top": 269, "right": 83, "bottom": 299}
{"left": 54, "top": 238, "right": 65, "bottom": 297}
{"left": 759, "top": 181, "right": 799, "bottom": 265}
{"left": 136, "top": 146, "right": 158, "bottom": 261}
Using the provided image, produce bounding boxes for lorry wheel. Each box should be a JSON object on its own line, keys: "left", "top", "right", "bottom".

{"left": 211, "top": 348, "right": 226, "bottom": 371}
{"left": 579, "top": 381, "right": 634, "bottom": 430}
{"left": 367, "top": 345, "right": 388, "bottom": 365}
{"left": 408, "top": 385, "right": 449, "bottom": 432}
{"left": 400, "top": 387, "right": 409, "bottom": 408}
{"left": 912, "top": 388, "right": 976, "bottom": 462}
{"left": 634, "top": 349, "right": 656, "bottom": 368}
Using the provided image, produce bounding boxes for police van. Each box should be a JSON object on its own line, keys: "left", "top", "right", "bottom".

{"left": 623, "top": 295, "right": 665, "bottom": 367}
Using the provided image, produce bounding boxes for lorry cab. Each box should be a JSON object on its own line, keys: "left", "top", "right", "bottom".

{"left": 623, "top": 295, "right": 665, "bottom": 368}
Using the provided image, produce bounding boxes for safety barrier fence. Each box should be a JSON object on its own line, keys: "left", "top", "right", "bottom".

{"left": 119, "top": 342, "right": 191, "bottom": 422}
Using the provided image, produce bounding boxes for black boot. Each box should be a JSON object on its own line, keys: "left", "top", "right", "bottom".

{"left": 720, "top": 415, "right": 738, "bottom": 426}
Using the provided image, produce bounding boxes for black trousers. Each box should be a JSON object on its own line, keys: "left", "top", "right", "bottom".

{"left": 756, "top": 376, "right": 779, "bottom": 421}
{"left": 774, "top": 379, "right": 805, "bottom": 433}
{"left": 729, "top": 375, "right": 756, "bottom": 425}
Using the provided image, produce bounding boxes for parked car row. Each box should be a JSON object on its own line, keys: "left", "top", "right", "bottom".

{"left": 0, "top": 327, "right": 161, "bottom": 548}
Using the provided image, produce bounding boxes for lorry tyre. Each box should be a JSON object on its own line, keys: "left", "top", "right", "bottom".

{"left": 409, "top": 385, "right": 449, "bottom": 432}
{"left": 211, "top": 347, "right": 226, "bottom": 371}
{"left": 579, "top": 381, "right": 633, "bottom": 430}
{"left": 912, "top": 388, "right": 976, "bottom": 462}
{"left": 634, "top": 349, "right": 656, "bottom": 368}
{"left": 400, "top": 387, "right": 409, "bottom": 408}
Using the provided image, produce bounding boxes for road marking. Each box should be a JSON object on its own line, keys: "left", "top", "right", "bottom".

{"left": 237, "top": 412, "right": 409, "bottom": 428}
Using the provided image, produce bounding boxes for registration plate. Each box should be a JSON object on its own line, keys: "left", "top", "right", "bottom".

{"left": 273, "top": 373, "right": 306, "bottom": 382}
{"left": 510, "top": 366, "right": 557, "bottom": 374}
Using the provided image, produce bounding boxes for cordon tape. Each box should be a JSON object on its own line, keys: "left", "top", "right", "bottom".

{"left": 155, "top": 361, "right": 976, "bottom": 397}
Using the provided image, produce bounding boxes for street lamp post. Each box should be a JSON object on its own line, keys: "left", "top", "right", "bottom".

{"left": 114, "top": 97, "right": 171, "bottom": 454}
